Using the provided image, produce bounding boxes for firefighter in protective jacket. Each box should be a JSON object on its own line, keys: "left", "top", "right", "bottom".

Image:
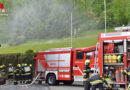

{"left": 89, "top": 73, "right": 110, "bottom": 90}
{"left": 83, "top": 59, "right": 91, "bottom": 90}
{"left": 29, "top": 64, "right": 33, "bottom": 83}
{"left": 8, "top": 64, "right": 14, "bottom": 81}
{"left": 1, "top": 65, "right": 6, "bottom": 76}
{"left": 14, "top": 64, "right": 21, "bottom": 85}
{"left": 24, "top": 64, "right": 31, "bottom": 84}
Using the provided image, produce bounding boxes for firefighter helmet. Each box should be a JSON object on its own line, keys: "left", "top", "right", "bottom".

{"left": 85, "top": 59, "right": 90, "bottom": 65}
{"left": 29, "top": 64, "right": 32, "bottom": 67}
{"left": 2, "top": 64, "right": 5, "bottom": 67}
{"left": 9, "top": 64, "right": 12, "bottom": 66}
{"left": 24, "top": 63, "right": 27, "bottom": 66}
{"left": 17, "top": 64, "right": 21, "bottom": 67}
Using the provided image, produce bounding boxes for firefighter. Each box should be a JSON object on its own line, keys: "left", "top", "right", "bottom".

{"left": 103, "top": 77, "right": 112, "bottom": 89}
{"left": 1, "top": 64, "right": 6, "bottom": 76}
{"left": 83, "top": 59, "right": 91, "bottom": 90}
{"left": 89, "top": 73, "right": 110, "bottom": 90}
{"left": 14, "top": 64, "right": 21, "bottom": 85}
{"left": 19, "top": 64, "right": 23, "bottom": 83}
{"left": 24, "top": 63, "right": 31, "bottom": 84}
{"left": 0, "top": 65, "right": 2, "bottom": 76}
{"left": 29, "top": 64, "right": 33, "bottom": 83}
{"left": 21, "top": 63, "right": 25, "bottom": 84}
{"left": 123, "top": 63, "right": 130, "bottom": 89}
{"left": 8, "top": 64, "right": 14, "bottom": 81}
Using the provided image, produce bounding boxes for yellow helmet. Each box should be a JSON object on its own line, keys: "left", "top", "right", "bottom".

{"left": 17, "top": 64, "right": 21, "bottom": 67}
{"left": 2, "top": 65, "right": 5, "bottom": 67}
{"left": 24, "top": 64, "right": 27, "bottom": 66}
{"left": 29, "top": 64, "right": 32, "bottom": 67}
{"left": 85, "top": 59, "right": 90, "bottom": 65}
{"left": 9, "top": 64, "right": 12, "bottom": 66}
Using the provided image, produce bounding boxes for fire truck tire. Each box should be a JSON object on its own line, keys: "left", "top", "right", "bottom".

{"left": 47, "top": 74, "right": 57, "bottom": 85}
{"left": 63, "top": 80, "right": 74, "bottom": 85}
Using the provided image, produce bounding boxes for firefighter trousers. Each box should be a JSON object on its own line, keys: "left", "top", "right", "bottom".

{"left": 14, "top": 75, "right": 19, "bottom": 85}
{"left": 8, "top": 75, "right": 13, "bottom": 80}
{"left": 25, "top": 75, "right": 31, "bottom": 84}
{"left": 84, "top": 81, "right": 91, "bottom": 90}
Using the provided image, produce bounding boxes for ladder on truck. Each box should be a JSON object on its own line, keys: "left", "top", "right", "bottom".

{"left": 94, "top": 43, "right": 99, "bottom": 73}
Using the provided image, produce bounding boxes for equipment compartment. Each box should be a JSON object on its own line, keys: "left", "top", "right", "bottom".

{"left": 103, "top": 40, "right": 125, "bottom": 85}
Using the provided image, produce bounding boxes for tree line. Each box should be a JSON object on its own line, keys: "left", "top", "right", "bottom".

{"left": 0, "top": 0, "right": 129, "bottom": 46}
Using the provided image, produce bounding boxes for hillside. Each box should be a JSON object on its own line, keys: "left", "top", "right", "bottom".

{"left": 0, "top": 29, "right": 114, "bottom": 54}
{"left": 0, "top": 0, "right": 129, "bottom": 54}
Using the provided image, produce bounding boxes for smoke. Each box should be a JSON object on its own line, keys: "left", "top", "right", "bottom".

{"left": 5, "top": 0, "right": 73, "bottom": 46}
{"left": 0, "top": 0, "right": 103, "bottom": 46}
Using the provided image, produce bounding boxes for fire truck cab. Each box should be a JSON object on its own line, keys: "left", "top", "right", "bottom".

{"left": 35, "top": 46, "right": 96, "bottom": 85}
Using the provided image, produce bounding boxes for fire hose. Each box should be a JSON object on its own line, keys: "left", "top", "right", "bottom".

{"left": 18, "top": 72, "right": 41, "bottom": 87}
{"left": 17, "top": 72, "right": 42, "bottom": 90}
{"left": 0, "top": 72, "right": 41, "bottom": 89}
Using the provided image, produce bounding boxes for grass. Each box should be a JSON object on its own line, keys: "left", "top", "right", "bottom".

{"left": 0, "top": 28, "right": 115, "bottom": 54}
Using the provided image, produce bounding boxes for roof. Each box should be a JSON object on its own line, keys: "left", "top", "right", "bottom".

{"left": 38, "top": 47, "right": 73, "bottom": 53}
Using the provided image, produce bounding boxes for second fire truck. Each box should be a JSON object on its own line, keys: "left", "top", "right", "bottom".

{"left": 35, "top": 46, "right": 96, "bottom": 85}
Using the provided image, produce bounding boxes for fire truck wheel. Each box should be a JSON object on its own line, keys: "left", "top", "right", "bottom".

{"left": 47, "top": 74, "right": 57, "bottom": 85}
{"left": 63, "top": 80, "right": 74, "bottom": 85}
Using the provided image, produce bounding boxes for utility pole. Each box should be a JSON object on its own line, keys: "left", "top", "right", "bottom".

{"left": 104, "top": 0, "right": 107, "bottom": 32}
{"left": 71, "top": 13, "right": 73, "bottom": 48}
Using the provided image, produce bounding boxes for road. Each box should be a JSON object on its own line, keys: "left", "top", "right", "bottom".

{"left": 0, "top": 82, "right": 84, "bottom": 90}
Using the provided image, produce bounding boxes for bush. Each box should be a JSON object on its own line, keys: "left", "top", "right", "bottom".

{"left": 0, "top": 50, "right": 36, "bottom": 66}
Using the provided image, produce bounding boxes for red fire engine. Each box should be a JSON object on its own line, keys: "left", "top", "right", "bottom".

{"left": 35, "top": 46, "right": 96, "bottom": 85}
{"left": 35, "top": 26, "right": 130, "bottom": 88}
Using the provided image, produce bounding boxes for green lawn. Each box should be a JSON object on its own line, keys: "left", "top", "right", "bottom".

{"left": 0, "top": 29, "right": 115, "bottom": 54}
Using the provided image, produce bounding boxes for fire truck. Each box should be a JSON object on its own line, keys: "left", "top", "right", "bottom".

{"left": 34, "top": 46, "right": 96, "bottom": 85}
{"left": 97, "top": 26, "right": 130, "bottom": 88}
{"left": 35, "top": 26, "right": 130, "bottom": 88}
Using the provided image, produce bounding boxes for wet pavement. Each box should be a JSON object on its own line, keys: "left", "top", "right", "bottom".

{"left": 0, "top": 82, "right": 83, "bottom": 90}
{"left": 0, "top": 84, "right": 49, "bottom": 90}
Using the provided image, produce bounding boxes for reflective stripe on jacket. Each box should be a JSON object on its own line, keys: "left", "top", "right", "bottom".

{"left": 89, "top": 73, "right": 103, "bottom": 85}
{"left": 90, "top": 80, "right": 103, "bottom": 85}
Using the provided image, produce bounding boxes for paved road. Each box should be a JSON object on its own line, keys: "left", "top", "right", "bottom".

{"left": 0, "top": 82, "right": 84, "bottom": 90}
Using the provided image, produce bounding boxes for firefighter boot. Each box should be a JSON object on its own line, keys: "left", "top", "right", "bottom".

{"left": 14, "top": 81, "right": 18, "bottom": 85}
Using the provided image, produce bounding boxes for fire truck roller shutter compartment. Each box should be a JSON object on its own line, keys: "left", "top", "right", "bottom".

{"left": 44, "top": 53, "right": 71, "bottom": 72}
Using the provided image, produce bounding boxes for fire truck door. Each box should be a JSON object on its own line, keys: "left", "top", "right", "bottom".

{"left": 73, "top": 50, "right": 94, "bottom": 81}
{"left": 73, "top": 50, "right": 85, "bottom": 81}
